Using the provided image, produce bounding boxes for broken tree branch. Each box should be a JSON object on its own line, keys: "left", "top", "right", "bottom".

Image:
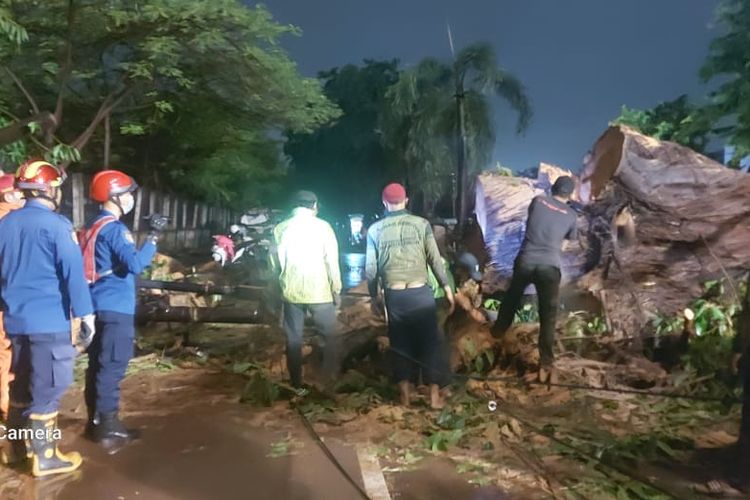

{"left": 57, "top": 86, "right": 133, "bottom": 170}
{"left": 103, "top": 112, "right": 110, "bottom": 168}
{"left": 72, "top": 88, "right": 132, "bottom": 150}
{"left": 52, "top": 0, "right": 76, "bottom": 138}
{"left": 3, "top": 66, "right": 40, "bottom": 114}
{"left": 0, "top": 111, "right": 56, "bottom": 149}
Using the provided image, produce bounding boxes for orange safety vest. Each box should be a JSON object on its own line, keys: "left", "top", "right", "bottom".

{"left": 79, "top": 215, "right": 117, "bottom": 284}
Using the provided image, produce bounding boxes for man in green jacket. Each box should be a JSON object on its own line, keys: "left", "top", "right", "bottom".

{"left": 273, "top": 191, "right": 342, "bottom": 389}
{"left": 367, "top": 183, "right": 454, "bottom": 409}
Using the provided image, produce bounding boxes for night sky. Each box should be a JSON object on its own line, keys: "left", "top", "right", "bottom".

{"left": 260, "top": 0, "right": 721, "bottom": 173}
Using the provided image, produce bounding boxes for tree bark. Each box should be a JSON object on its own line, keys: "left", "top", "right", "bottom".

{"left": 136, "top": 305, "right": 261, "bottom": 324}
{"left": 103, "top": 112, "right": 111, "bottom": 168}
{"left": 58, "top": 88, "right": 131, "bottom": 170}
{"left": 50, "top": 0, "right": 76, "bottom": 145}
{"left": 0, "top": 112, "right": 56, "bottom": 148}
{"left": 578, "top": 126, "right": 750, "bottom": 337}
{"left": 474, "top": 127, "right": 750, "bottom": 339}
{"left": 4, "top": 67, "right": 40, "bottom": 114}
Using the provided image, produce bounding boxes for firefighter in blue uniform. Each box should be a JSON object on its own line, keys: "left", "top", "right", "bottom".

{"left": 0, "top": 159, "right": 96, "bottom": 477}
{"left": 81, "top": 169, "right": 167, "bottom": 449}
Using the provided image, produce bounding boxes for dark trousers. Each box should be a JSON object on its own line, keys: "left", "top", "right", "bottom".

{"left": 8, "top": 331, "right": 76, "bottom": 416}
{"left": 493, "top": 260, "right": 562, "bottom": 366}
{"left": 385, "top": 286, "right": 451, "bottom": 387}
{"left": 85, "top": 311, "right": 135, "bottom": 415}
{"left": 282, "top": 302, "right": 337, "bottom": 387}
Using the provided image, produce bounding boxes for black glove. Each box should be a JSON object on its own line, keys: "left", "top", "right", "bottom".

{"left": 145, "top": 214, "right": 170, "bottom": 243}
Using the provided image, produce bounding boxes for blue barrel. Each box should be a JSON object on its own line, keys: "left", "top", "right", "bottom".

{"left": 341, "top": 252, "right": 366, "bottom": 290}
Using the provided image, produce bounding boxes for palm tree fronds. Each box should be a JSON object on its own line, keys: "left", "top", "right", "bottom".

{"left": 494, "top": 70, "right": 532, "bottom": 134}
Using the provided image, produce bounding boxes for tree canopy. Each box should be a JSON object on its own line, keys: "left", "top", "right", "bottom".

{"left": 380, "top": 42, "right": 531, "bottom": 210}
{"left": 285, "top": 59, "right": 400, "bottom": 217}
{"left": 0, "top": 0, "right": 339, "bottom": 207}
{"left": 612, "top": 95, "right": 713, "bottom": 153}
{"left": 701, "top": 0, "right": 750, "bottom": 163}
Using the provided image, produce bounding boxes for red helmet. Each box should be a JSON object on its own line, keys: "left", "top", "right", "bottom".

{"left": 90, "top": 169, "right": 138, "bottom": 203}
{"left": 0, "top": 173, "right": 16, "bottom": 194}
{"left": 15, "top": 159, "right": 66, "bottom": 191}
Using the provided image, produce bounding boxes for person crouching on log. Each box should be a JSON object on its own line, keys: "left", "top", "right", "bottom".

{"left": 490, "top": 176, "right": 579, "bottom": 383}
{"left": 453, "top": 252, "right": 488, "bottom": 324}
{"left": 81, "top": 170, "right": 167, "bottom": 451}
{"left": 366, "top": 183, "right": 455, "bottom": 409}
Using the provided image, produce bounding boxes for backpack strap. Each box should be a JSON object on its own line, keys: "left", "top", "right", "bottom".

{"left": 80, "top": 215, "right": 117, "bottom": 284}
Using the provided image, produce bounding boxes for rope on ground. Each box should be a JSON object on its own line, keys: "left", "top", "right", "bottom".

{"left": 293, "top": 402, "right": 371, "bottom": 500}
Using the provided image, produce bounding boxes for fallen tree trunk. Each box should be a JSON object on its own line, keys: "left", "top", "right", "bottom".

{"left": 136, "top": 305, "right": 261, "bottom": 324}
{"left": 578, "top": 126, "right": 750, "bottom": 337}
{"left": 138, "top": 278, "right": 265, "bottom": 300}
{"left": 138, "top": 278, "right": 235, "bottom": 295}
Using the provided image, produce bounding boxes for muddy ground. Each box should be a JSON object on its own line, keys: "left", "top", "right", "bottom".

{"left": 0, "top": 322, "right": 745, "bottom": 500}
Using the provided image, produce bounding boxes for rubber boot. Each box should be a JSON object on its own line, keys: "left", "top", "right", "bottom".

{"left": 27, "top": 412, "right": 82, "bottom": 477}
{"left": 1, "top": 402, "right": 28, "bottom": 465}
{"left": 91, "top": 411, "right": 140, "bottom": 449}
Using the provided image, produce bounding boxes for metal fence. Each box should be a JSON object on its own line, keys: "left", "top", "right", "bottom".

{"left": 59, "top": 173, "right": 237, "bottom": 252}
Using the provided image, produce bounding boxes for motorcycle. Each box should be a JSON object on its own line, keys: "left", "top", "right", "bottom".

{"left": 211, "top": 233, "right": 271, "bottom": 267}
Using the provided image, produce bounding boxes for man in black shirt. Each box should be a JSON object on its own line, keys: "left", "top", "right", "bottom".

{"left": 491, "top": 176, "right": 579, "bottom": 375}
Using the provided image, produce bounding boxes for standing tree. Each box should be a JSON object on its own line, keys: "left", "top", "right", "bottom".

{"left": 612, "top": 95, "right": 713, "bottom": 153}
{"left": 701, "top": 0, "right": 750, "bottom": 163}
{"left": 381, "top": 42, "right": 531, "bottom": 218}
{"left": 285, "top": 60, "right": 400, "bottom": 217}
{"left": 0, "top": 0, "right": 339, "bottom": 206}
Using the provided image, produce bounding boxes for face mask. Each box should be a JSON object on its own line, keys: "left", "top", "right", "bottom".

{"left": 120, "top": 195, "right": 135, "bottom": 215}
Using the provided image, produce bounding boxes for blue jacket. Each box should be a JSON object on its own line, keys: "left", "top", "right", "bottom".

{"left": 89, "top": 210, "right": 156, "bottom": 315}
{"left": 0, "top": 200, "right": 93, "bottom": 335}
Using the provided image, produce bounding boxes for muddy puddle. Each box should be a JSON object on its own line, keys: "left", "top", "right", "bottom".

{"left": 1, "top": 370, "right": 367, "bottom": 500}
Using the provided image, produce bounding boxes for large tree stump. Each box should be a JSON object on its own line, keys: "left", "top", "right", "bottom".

{"left": 578, "top": 126, "right": 750, "bottom": 337}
